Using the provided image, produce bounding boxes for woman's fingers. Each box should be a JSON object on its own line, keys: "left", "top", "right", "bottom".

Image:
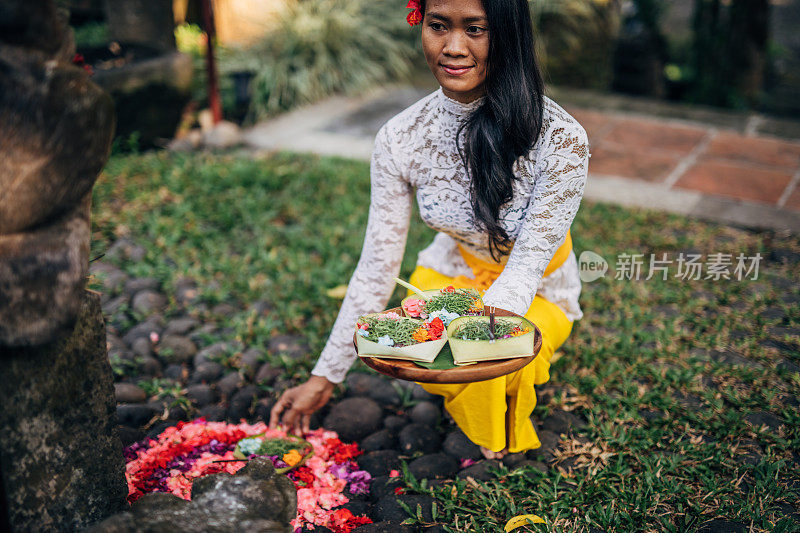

{"left": 269, "top": 395, "right": 291, "bottom": 428}
{"left": 301, "top": 414, "right": 311, "bottom": 434}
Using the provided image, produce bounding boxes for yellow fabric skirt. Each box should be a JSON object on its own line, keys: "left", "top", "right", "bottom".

{"left": 407, "top": 234, "right": 574, "bottom": 453}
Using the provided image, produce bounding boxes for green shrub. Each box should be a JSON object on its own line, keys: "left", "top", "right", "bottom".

{"left": 530, "top": 0, "right": 621, "bottom": 90}
{"left": 223, "top": 0, "right": 415, "bottom": 119}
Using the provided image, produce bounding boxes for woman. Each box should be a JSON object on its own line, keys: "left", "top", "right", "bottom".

{"left": 270, "top": 0, "right": 589, "bottom": 460}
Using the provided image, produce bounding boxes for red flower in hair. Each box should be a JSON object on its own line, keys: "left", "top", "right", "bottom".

{"left": 406, "top": 0, "right": 423, "bottom": 26}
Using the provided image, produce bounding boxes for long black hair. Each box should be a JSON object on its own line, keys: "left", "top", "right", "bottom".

{"left": 424, "top": 0, "right": 545, "bottom": 261}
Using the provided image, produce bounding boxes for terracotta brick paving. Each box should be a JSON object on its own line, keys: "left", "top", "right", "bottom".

{"left": 567, "top": 106, "right": 800, "bottom": 210}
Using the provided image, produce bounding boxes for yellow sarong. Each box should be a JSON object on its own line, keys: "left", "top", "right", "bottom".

{"left": 407, "top": 230, "right": 574, "bottom": 453}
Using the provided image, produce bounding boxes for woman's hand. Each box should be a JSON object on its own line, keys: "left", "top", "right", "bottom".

{"left": 269, "top": 375, "right": 335, "bottom": 435}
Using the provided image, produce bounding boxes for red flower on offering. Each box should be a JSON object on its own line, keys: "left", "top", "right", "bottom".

{"left": 406, "top": 0, "right": 422, "bottom": 26}
{"left": 443, "top": 285, "right": 455, "bottom": 293}
{"left": 331, "top": 508, "right": 372, "bottom": 533}
{"left": 426, "top": 317, "right": 444, "bottom": 337}
{"left": 71, "top": 53, "right": 93, "bottom": 75}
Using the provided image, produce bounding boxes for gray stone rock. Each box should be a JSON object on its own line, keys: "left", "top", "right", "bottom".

{"left": 525, "top": 429, "right": 560, "bottom": 462}
{"left": 410, "top": 383, "right": 437, "bottom": 401}
{"left": 211, "top": 302, "right": 238, "bottom": 317}
{"left": 745, "top": 411, "right": 785, "bottom": 430}
{"left": 353, "top": 523, "right": 413, "bottom": 533}
{"left": 163, "top": 364, "right": 186, "bottom": 381}
{"left": 117, "top": 403, "right": 159, "bottom": 428}
{"left": 199, "top": 403, "right": 228, "bottom": 421}
{"left": 163, "top": 316, "right": 200, "bottom": 336}
{"left": 542, "top": 410, "right": 585, "bottom": 435}
{"left": 360, "top": 429, "right": 397, "bottom": 452}
{"left": 240, "top": 347, "right": 263, "bottom": 379}
{"left": 356, "top": 450, "right": 402, "bottom": 478}
{"left": 114, "top": 382, "right": 147, "bottom": 403}
{"left": 384, "top": 415, "right": 409, "bottom": 435}
{"left": 90, "top": 263, "right": 129, "bottom": 294}
{"left": 217, "top": 372, "right": 244, "bottom": 399}
{"left": 324, "top": 397, "right": 383, "bottom": 442}
{"left": 124, "top": 277, "right": 160, "bottom": 295}
{"left": 256, "top": 362, "right": 281, "bottom": 385}
{"left": 399, "top": 423, "right": 441, "bottom": 454}
{"left": 175, "top": 277, "right": 200, "bottom": 304}
{"left": 193, "top": 361, "right": 225, "bottom": 383}
{"left": 106, "top": 238, "right": 146, "bottom": 263}
{"left": 131, "top": 290, "right": 167, "bottom": 315}
{"left": 457, "top": 459, "right": 501, "bottom": 481}
{"left": 102, "top": 295, "right": 130, "bottom": 315}
{"left": 131, "top": 336, "right": 153, "bottom": 358}
{"left": 186, "top": 384, "right": 217, "bottom": 407}
{"left": 501, "top": 453, "right": 527, "bottom": 469}
{"left": 268, "top": 334, "right": 309, "bottom": 359}
{"left": 248, "top": 300, "right": 273, "bottom": 317}
{"left": 409, "top": 401, "right": 441, "bottom": 427}
{"left": 157, "top": 334, "right": 197, "bottom": 363}
{"left": 696, "top": 519, "right": 747, "bottom": 533}
{"left": 122, "top": 318, "right": 164, "bottom": 347}
{"left": 229, "top": 385, "right": 259, "bottom": 420}
{"left": 87, "top": 459, "right": 296, "bottom": 533}
{"left": 374, "top": 495, "right": 436, "bottom": 524}
{"left": 0, "top": 291, "right": 127, "bottom": 530}
{"left": 138, "top": 355, "right": 162, "bottom": 377}
{"left": 346, "top": 373, "right": 386, "bottom": 396}
{"left": 443, "top": 429, "right": 481, "bottom": 460}
{"left": 408, "top": 453, "right": 458, "bottom": 479}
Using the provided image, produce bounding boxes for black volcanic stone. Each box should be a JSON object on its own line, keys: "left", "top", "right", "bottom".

{"left": 228, "top": 385, "right": 258, "bottom": 421}
{"left": 541, "top": 410, "right": 584, "bottom": 435}
{"left": 356, "top": 451, "right": 402, "bottom": 478}
{"left": 409, "top": 401, "right": 440, "bottom": 427}
{"left": 398, "top": 424, "right": 441, "bottom": 454}
{"left": 374, "top": 495, "right": 436, "bottom": 523}
{"left": 118, "top": 425, "right": 145, "bottom": 447}
{"left": 696, "top": 519, "right": 747, "bottom": 533}
{"left": 116, "top": 404, "right": 158, "bottom": 428}
{"left": 383, "top": 415, "right": 408, "bottom": 435}
{"left": 526, "top": 429, "right": 560, "bottom": 462}
{"left": 456, "top": 459, "right": 501, "bottom": 481}
{"left": 408, "top": 453, "right": 458, "bottom": 480}
{"left": 198, "top": 404, "right": 227, "bottom": 422}
{"left": 443, "top": 430, "right": 481, "bottom": 460}
{"left": 324, "top": 398, "right": 383, "bottom": 442}
{"left": 367, "top": 475, "right": 404, "bottom": 503}
{"left": 360, "top": 429, "right": 397, "bottom": 452}
{"left": 186, "top": 384, "right": 217, "bottom": 408}
{"left": 501, "top": 453, "right": 527, "bottom": 469}
{"left": 192, "top": 362, "right": 224, "bottom": 383}
{"left": 336, "top": 500, "right": 372, "bottom": 518}
{"left": 352, "top": 523, "right": 413, "bottom": 533}
{"left": 345, "top": 373, "right": 385, "bottom": 396}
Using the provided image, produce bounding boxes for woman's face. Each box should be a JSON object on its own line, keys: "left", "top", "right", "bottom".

{"left": 421, "top": 0, "right": 490, "bottom": 104}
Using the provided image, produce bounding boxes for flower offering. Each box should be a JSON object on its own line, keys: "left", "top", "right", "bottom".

{"left": 124, "top": 419, "right": 373, "bottom": 532}
{"left": 402, "top": 286, "right": 483, "bottom": 321}
{"left": 446, "top": 315, "right": 537, "bottom": 365}
{"left": 355, "top": 311, "right": 447, "bottom": 362}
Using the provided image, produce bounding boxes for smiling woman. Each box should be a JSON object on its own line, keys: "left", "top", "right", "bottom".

{"left": 272, "top": 0, "right": 590, "bottom": 462}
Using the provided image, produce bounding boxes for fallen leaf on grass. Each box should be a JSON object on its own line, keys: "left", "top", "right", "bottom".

{"left": 326, "top": 285, "right": 348, "bottom": 298}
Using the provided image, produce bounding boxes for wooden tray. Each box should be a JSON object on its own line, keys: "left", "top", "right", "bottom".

{"left": 354, "top": 307, "right": 542, "bottom": 384}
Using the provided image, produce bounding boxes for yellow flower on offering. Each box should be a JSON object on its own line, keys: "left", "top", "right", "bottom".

{"left": 412, "top": 328, "right": 430, "bottom": 342}
{"left": 282, "top": 449, "right": 303, "bottom": 466}
{"left": 510, "top": 327, "right": 531, "bottom": 337}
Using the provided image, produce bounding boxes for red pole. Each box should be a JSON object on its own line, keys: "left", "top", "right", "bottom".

{"left": 201, "top": 0, "right": 222, "bottom": 124}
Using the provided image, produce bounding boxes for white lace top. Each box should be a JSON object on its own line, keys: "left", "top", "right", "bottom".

{"left": 312, "top": 88, "right": 590, "bottom": 383}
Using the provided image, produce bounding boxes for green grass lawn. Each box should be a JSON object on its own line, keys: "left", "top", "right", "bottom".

{"left": 92, "top": 151, "right": 800, "bottom": 532}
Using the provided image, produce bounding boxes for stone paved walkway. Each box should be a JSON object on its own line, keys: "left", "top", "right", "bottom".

{"left": 243, "top": 86, "right": 800, "bottom": 233}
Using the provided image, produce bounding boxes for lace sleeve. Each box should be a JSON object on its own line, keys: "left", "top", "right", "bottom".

{"left": 311, "top": 125, "right": 413, "bottom": 383}
{"left": 482, "top": 120, "right": 589, "bottom": 315}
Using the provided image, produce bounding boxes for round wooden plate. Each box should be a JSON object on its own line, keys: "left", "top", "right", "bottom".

{"left": 355, "top": 307, "right": 542, "bottom": 384}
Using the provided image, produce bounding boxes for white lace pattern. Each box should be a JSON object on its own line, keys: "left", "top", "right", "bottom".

{"left": 312, "top": 88, "right": 589, "bottom": 383}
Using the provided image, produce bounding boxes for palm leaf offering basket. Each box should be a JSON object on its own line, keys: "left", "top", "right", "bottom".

{"left": 354, "top": 312, "right": 447, "bottom": 363}
{"left": 355, "top": 307, "right": 541, "bottom": 384}
{"left": 446, "top": 315, "right": 537, "bottom": 365}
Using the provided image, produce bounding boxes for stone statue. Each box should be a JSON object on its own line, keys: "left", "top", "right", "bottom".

{"left": 0, "top": 1, "right": 126, "bottom": 530}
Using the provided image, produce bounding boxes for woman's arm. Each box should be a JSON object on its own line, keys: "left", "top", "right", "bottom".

{"left": 310, "top": 124, "right": 413, "bottom": 383}
{"left": 482, "top": 119, "right": 589, "bottom": 315}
